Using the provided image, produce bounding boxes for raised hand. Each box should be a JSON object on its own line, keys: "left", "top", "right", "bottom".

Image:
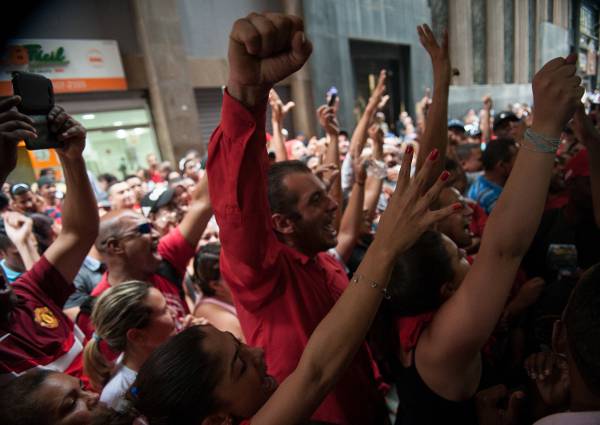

{"left": 316, "top": 105, "right": 339, "bottom": 136}
{"left": 475, "top": 384, "right": 526, "bottom": 425}
{"left": 373, "top": 147, "right": 461, "bottom": 259}
{"left": 531, "top": 54, "right": 584, "bottom": 137}
{"left": 366, "top": 70, "right": 387, "bottom": 111}
{"left": 417, "top": 24, "right": 450, "bottom": 83}
{"left": 3, "top": 211, "right": 34, "bottom": 246}
{"left": 524, "top": 351, "right": 570, "bottom": 409}
{"left": 48, "top": 106, "right": 86, "bottom": 160}
{"left": 269, "top": 89, "right": 295, "bottom": 124}
{"left": 0, "top": 96, "right": 37, "bottom": 183}
{"left": 228, "top": 13, "right": 312, "bottom": 106}
{"left": 572, "top": 104, "right": 600, "bottom": 147}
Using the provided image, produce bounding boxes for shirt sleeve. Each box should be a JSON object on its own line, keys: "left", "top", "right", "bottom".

{"left": 157, "top": 227, "right": 196, "bottom": 275}
{"left": 14, "top": 256, "right": 73, "bottom": 308}
{"left": 207, "top": 91, "right": 281, "bottom": 290}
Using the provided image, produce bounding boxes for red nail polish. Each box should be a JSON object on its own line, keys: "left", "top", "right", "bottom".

{"left": 453, "top": 203, "right": 463, "bottom": 211}
{"left": 429, "top": 149, "right": 439, "bottom": 161}
{"left": 440, "top": 170, "right": 450, "bottom": 181}
{"left": 406, "top": 145, "right": 414, "bottom": 155}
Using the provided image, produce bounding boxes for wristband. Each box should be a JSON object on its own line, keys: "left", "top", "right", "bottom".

{"left": 351, "top": 273, "right": 391, "bottom": 299}
{"left": 522, "top": 128, "right": 560, "bottom": 154}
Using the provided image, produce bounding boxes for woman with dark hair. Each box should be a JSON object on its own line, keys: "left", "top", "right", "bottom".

{"left": 192, "top": 243, "right": 244, "bottom": 340}
{"left": 367, "top": 39, "right": 584, "bottom": 425}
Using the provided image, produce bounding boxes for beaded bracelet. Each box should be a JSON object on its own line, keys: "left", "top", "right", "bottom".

{"left": 522, "top": 128, "right": 560, "bottom": 154}
{"left": 351, "top": 273, "right": 391, "bottom": 299}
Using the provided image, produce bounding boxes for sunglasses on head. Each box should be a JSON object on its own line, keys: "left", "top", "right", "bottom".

{"left": 11, "top": 183, "right": 30, "bottom": 195}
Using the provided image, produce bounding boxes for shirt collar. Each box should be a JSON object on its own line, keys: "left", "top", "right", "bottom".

{"left": 284, "top": 244, "right": 312, "bottom": 265}
{"left": 83, "top": 256, "right": 103, "bottom": 271}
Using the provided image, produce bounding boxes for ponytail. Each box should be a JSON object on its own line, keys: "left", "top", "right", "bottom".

{"left": 83, "top": 336, "right": 113, "bottom": 390}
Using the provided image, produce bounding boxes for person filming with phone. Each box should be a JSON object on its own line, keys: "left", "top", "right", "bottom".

{"left": 0, "top": 93, "right": 99, "bottom": 383}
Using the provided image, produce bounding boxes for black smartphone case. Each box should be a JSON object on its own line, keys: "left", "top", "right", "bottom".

{"left": 11, "top": 72, "right": 63, "bottom": 150}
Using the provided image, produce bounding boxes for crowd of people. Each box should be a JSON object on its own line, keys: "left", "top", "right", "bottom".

{"left": 0, "top": 12, "right": 599, "bottom": 425}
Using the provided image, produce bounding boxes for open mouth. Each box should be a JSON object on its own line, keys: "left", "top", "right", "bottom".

{"left": 323, "top": 220, "right": 337, "bottom": 238}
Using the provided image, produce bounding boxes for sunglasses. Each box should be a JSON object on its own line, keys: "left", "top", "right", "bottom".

{"left": 123, "top": 222, "right": 153, "bottom": 236}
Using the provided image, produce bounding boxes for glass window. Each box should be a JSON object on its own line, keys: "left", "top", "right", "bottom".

{"left": 73, "top": 108, "right": 161, "bottom": 178}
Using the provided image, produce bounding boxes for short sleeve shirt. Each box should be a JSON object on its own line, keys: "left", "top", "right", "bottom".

{"left": 0, "top": 256, "right": 84, "bottom": 383}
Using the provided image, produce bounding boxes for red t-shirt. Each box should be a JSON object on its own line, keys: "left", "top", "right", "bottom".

{"left": 207, "top": 92, "right": 385, "bottom": 425}
{"left": 0, "top": 256, "right": 85, "bottom": 384}
{"left": 91, "top": 226, "right": 193, "bottom": 321}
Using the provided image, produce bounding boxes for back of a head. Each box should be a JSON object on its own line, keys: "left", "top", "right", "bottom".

{"left": 455, "top": 143, "right": 479, "bottom": 162}
{"left": 193, "top": 243, "right": 221, "bottom": 296}
{"left": 267, "top": 160, "right": 311, "bottom": 216}
{"left": 564, "top": 263, "right": 600, "bottom": 397}
{"left": 386, "top": 230, "right": 454, "bottom": 316}
{"left": 130, "top": 326, "right": 220, "bottom": 425}
{"left": 482, "top": 138, "right": 515, "bottom": 171}
{"left": 0, "top": 369, "right": 54, "bottom": 425}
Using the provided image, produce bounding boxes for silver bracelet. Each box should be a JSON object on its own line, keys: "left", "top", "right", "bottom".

{"left": 523, "top": 128, "right": 560, "bottom": 154}
{"left": 351, "top": 273, "right": 391, "bottom": 299}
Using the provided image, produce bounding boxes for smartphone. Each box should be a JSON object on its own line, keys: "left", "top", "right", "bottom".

{"left": 11, "top": 71, "right": 63, "bottom": 150}
{"left": 327, "top": 86, "right": 338, "bottom": 107}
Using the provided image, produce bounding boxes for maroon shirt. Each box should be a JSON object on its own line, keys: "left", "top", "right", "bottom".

{"left": 208, "top": 92, "right": 385, "bottom": 424}
{"left": 0, "top": 256, "right": 85, "bottom": 384}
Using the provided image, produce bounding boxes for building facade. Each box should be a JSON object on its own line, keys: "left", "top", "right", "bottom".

{"left": 1, "top": 0, "right": 598, "bottom": 181}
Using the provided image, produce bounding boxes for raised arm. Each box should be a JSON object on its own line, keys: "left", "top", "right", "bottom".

{"left": 0, "top": 96, "right": 37, "bottom": 185}
{"left": 335, "top": 158, "right": 367, "bottom": 261}
{"left": 178, "top": 174, "right": 212, "bottom": 247}
{"left": 2, "top": 212, "right": 39, "bottom": 270}
{"left": 317, "top": 104, "right": 343, "bottom": 230}
{"left": 207, "top": 13, "right": 312, "bottom": 277}
{"left": 252, "top": 147, "right": 461, "bottom": 425}
{"left": 572, "top": 104, "right": 600, "bottom": 227}
{"left": 349, "top": 70, "right": 386, "bottom": 161}
{"left": 421, "top": 56, "right": 584, "bottom": 372}
{"left": 415, "top": 24, "right": 451, "bottom": 188}
{"left": 364, "top": 124, "right": 385, "bottom": 218}
{"left": 43, "top": 107, "right": 99, "bottom": 283}
{"left": 269, "top": 89, "right": 294, "bottom": 162}
{"left": 480, "top": 95, "right": 493, "bottom": 143}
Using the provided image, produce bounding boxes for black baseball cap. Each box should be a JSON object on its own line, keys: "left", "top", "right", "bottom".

{"left": 493, "top": 111, "right": 520, "bottom": 130}
{"left": 141, "top": 187, "right": 175, "bottom": 217}
{"left": 37, "top": 175, "right": 56, "bottom": 188}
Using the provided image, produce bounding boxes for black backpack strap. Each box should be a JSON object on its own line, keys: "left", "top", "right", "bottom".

{"left": 156, "top": 260, "right": 185, "bottom": 300}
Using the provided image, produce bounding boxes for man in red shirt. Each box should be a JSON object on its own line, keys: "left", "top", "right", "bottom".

{"left": 88, "top": 175, "right": 211, "bottom": 328}
{"left": 207, "top": 13, "right": 386, "bottom": 424}
{"left": 0, "top": 99, "right": 98, "bottom": 383}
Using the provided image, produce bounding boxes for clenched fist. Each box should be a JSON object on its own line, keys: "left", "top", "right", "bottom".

{"left": 228, "top": 13, "right": 313, "bottom": 107}
{"left": 531, "top": 54, "right": 584, "bottom": 137}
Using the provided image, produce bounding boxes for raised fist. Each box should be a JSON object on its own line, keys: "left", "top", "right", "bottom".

{"left": 531, "top": 55, "right": 584, "bottom": 137}
{"left": 228, "top": 13, "right": 312, "bottom": 105}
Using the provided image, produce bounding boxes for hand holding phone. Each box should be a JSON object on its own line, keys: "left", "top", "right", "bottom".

{"left": 326, "top": 86, "right": 338, "bottom": 107}
{"left": 11, "top": 71, "right": 63, "bottom": 150}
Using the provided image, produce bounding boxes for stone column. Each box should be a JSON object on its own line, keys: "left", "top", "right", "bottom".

{"left": 552, "top": 0, "right": 570, "bottom": 29}
{"left": 486, "top": 0, "right": 505, "bottom": 83}
{"left": 449, "top": 0, "right": 474, "bottom": 85}
{"left": 535, "top": 0, "right": 549, "bottom": 70}
{"left": 472, "top": 0, "right": 487, "bottom": 84}
{"left": 283, "top": 0, "right": 317, "bottom": 138}
{"left": 131, "top": 0, "right": 204, "bottom": 164}
{"left": 504, "top": 0, "right": 515, "bottom": 83}
{"left": 430, "top": 0, "right": 449, "bottom": 40}
{"left": 514, "top": 0, "right": 530, "bottom": 83}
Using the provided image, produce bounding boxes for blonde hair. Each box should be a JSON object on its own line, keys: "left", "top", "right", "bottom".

{"left": 83, "top": 280, "right": 152, "bottom": 390}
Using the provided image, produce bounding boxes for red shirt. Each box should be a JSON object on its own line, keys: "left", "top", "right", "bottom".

{"left": 207, "top": 92, "right": 385, "bottom": 425}
{"left": 0, "top": 256, "right": 85, "bottom": 384}
{"left": 92, "top": 226, "right": 193, "bottom": 321}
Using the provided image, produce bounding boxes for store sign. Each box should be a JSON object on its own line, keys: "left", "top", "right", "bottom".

{"left": 0, "top": 39, "right": 127, "bottom": 95}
